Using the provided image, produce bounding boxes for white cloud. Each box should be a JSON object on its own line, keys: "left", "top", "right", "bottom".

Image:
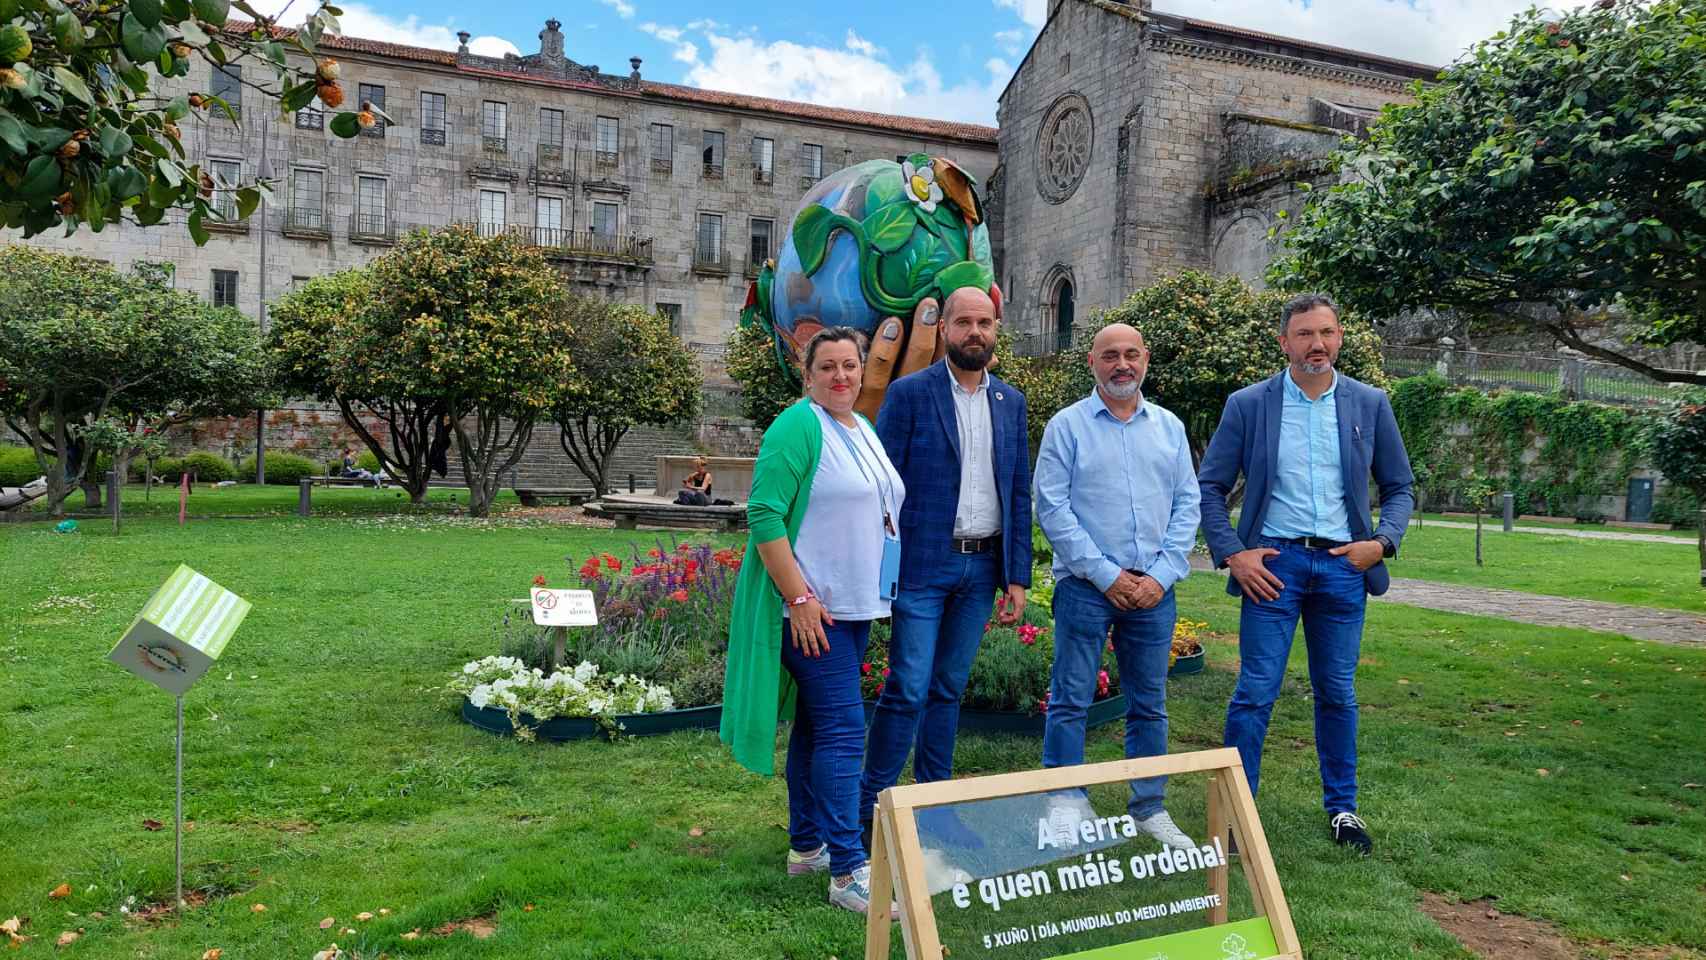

{"left": 993, "top": 27, "right": 1028, "bottom": 57}
{"left": 252, "top": 0, "right": 521, "bottom": 58}
{"left": 598, "top": 0, "right": 637, "bottom": 21}
{"left": 648, "top": 24, "right": 1008, "bottom": 125}
{"left": 993, "top": 0, "right": 1050, "bottom": 30}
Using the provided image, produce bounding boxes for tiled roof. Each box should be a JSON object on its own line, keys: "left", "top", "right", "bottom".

{"left": 1164, "top": 11, "right": 1441, "bottom": 78}
{"left": 223, "top": 21, "right": 997, "bottom": 145}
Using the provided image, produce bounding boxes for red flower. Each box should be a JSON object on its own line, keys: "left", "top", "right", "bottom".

{"left": 874, "top": 682, "right": 885, "bottom": 697}
{"left": 532, "top": 574, "right": 547, "bottom": 587}
{"left": 1038, "top": 692, "right": 1051, "bottom": 714}
{"left": 861, "top": 662, "right": 872, "bottom": 675}
{"left": 684, "top": 558, "right": 699, "bottom": 573}
{"left": 881, "top": 667, "right": 890, "bottom": 678}
{"left": 1018, "top": 624, "right": 1041, "bottom": 646}
{"left": 677, "top": 543, "right": 693, "bottom": 553}
{"left": 1096, "top": 670, "right": 1111, "bottom": 698}
{"left": 649, "top": 548, "right": 664, "bottom": 559}
{"left": 603, "top": 554, "right": 620, "bottom": 570}
{"left": 670, "top": 589, "right": 689, "bottom": 603}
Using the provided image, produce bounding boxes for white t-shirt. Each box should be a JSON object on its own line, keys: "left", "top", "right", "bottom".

{"left": 791, "top": 403, "right": 907, "bottom": 621}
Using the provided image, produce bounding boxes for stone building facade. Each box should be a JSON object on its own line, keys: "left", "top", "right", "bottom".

{"left": 993, "top": 0, "right": 1436, "bottom": 349}
{"left": 14, "top": 19, "right": 997, "bottom": 379}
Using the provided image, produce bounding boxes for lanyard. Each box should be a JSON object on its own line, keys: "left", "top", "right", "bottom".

{"left": 826, "top": 412, "right": 896, "bottom": 535}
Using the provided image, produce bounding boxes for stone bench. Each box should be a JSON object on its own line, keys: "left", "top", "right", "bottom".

{"left": 514, "top": 487, "right": 595, "bottom": 507}
{"left": 584, "top": 493, "right": 747, "bottom": 532}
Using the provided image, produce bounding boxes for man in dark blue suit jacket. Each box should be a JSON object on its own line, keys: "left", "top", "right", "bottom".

{"left": 1198, "top": 293, "right": 1414, "bottom": 856}
{"left": 860, "top": 288, "right": 1032, "bottom": 841}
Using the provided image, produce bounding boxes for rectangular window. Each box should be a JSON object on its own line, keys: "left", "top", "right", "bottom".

{"left": 656, "top": 302, "right": 682, "bottom": 336}
{"left": 592, "top": 202, "right": 619, "bottom": 238}
{"left": 358, "top": 83, "right": 386, "bottom": 137}
{"left": 749, "top": 217, "right": 773, "bottom": 264}
{"left": 751, "top": 137, "right": 774, "bottom": 184}
{"left": 538, "top": 109, "right": 565, "bottom": 164}
{"left": 695, "top": 212, "right": 723, "bottom": 264}
{"left": 208, "top": 158, "right": 240, "bottom": 219}
{"left": 595, "top": 116, "right": 619, "bottom": 165}
{"left": 535, "top": 196, "right": 563, "bottom": 245}
{"left": 290, "top": 168, "right": 323, "bottom": 229}
{"left": 701, "top": 130, "right": 724, "bottom": 179}
{"left": 802, "top": 143, "right": 824, "bottom": 181}
{"left": 419, "top": 92, "right": 446, "bottom": 145}
{"left": 211, "top": 65, "right": 241, "bottom": 118}
{"left": 481, "top": 100, "right": 507, "bottom": 151}
{"left": 211, "top": 269, "right": 238, "bottom": 309}
{"left": 355, "top": 176, "right": 386, "bottom": 234}
{"left": 291, "top": 275, "right": 310, "bottom": 290}
{"left": 478, "top": 190, "right": 506, "bottom": 233}
{"left": 649, "top": 122, "right": 673, "bottom": 172}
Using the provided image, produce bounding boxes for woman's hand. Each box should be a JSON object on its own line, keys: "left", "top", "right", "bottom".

{"left": 789, "top": 599, "right": 836, "bottom": 657}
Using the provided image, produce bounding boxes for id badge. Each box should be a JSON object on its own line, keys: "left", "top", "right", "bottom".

{"left": 879, "top": 533, "right": 901, "bottom": 601}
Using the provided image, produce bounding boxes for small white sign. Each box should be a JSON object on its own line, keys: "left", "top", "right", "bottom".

{"left": 530, "top": 588, "right": 598, "bottom": 627}
{"left": 108, "top": 565, "right": 250, "bottom": 696}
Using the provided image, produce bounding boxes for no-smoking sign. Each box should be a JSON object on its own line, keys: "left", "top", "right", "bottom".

{"left": 530, "top": 588, "right": 598, "bottom": 627}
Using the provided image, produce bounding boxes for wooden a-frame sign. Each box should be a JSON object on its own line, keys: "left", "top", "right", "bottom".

{"left": 865, "top": 747, "right": 1302, "bottom": 960}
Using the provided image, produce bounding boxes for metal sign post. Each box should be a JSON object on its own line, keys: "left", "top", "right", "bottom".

{"left": 175, "top": 694, "right": 185, "bottom": 908}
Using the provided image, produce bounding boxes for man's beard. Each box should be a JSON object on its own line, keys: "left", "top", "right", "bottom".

{"left": 947, "top": 338, "right": 994, "bottom": 371}
{"left": 1296, "top": 356, "right": 1334, "bottom": 375}
{"left": 1098, "top": 371, "right": 1143, "bottom": 398}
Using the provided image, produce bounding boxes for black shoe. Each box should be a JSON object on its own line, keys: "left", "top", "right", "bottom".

{"left": 860, "top": 819, "right": 873, "bottom": 856}
{"left": 1329, "top": 811, "right": 1372, "bottom": 856}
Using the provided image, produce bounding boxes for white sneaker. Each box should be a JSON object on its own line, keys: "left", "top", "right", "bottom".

{"left": 786, "top": 843, "right": 830, "bottom": 876}
{"left": 1134, "top": 810, "right": 1196, "bottom": 851}
{"left": 828, "top": 865, "right": 898, "bottom": 919}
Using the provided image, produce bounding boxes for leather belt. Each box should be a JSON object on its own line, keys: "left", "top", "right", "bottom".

{"left": 951, "top": 535, "right": 999, "bottom": 554}
{"left": 1276, "top": 536, "right": 1351, "bottom": 550}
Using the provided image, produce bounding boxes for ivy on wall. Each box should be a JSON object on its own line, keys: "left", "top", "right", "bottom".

{"left": 1391, "top": 374, "right": 1651, "bottom": 518}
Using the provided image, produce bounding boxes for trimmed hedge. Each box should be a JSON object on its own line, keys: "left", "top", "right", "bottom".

{"left": 0, "top": 445, "right": 42, "bottom": 486}
{"left": 239, "top": 452, "right": 318, "bottom": 486}
{"left": 153, "top": 452, "right": 237, "bottom": 483}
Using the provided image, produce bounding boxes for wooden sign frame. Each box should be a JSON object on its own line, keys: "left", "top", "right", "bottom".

{"left": 865, "top": 747, "right": 1301, "bottom": 960}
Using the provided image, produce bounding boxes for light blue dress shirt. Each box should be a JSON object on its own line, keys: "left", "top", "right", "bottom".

{"left": 1261, "top": 369, "right": 1353, "bottom": 541}
{"left": 1033, "top": 390, "right": 1202, "bottom": 593}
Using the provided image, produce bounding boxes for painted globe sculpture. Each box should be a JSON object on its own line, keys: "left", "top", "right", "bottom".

{"left": 742, "top": 153, "right": 999, "bottom": 418}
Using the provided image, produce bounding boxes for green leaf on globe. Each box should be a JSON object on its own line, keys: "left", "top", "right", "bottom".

{"left": 971, "top": 223, "right": 992, "bottom": 265}
{"left": 862, "top": 202, "right": 916, "bottom": 254}
{"left": 932, "top": 259, "right": 993, "bottom": 296}
{"left": 866, "top": 170, "right": 905, "bottom": 211}
{"left": 792, "top": 204, "right": 834, "bottom": 276}
{"left": 328, "top": 111, "right": 360, "bottom": 138}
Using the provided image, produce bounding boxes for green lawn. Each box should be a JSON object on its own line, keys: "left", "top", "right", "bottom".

{"left": 1385, "top": 522, "right": 1705, "bottom": 612}
{"left": 17, "top": 481, "right": 505, "bottom": 520}
{"left": 2, "top": 511, "right": 1703, "bottom": 959}
{"left": 1409, "top": 512, "right": 1699, "bottom": 541}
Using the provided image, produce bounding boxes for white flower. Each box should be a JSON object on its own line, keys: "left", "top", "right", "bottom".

{"left": 901, "top": 158, "right": 943, "bottom": 214}
{"left": 469, "top": 684, "right": 493, "bottom": 709}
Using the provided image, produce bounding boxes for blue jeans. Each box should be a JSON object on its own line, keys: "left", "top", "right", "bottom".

{"left": 860, "top": 550, "right": 1002, "bottom": 820}
{"left": 1042, "top": 575, "right": 1177, "bottom": 819}
{"left": 1223, "top": 538, "right": 1368, "bottom": 814}
{"left": 782, "top": 617, "right": 873, "bottom": 876}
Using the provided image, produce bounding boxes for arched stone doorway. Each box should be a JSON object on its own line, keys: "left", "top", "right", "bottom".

{"left": 1041, "top": 265, "right": 1076, "bottom": 350}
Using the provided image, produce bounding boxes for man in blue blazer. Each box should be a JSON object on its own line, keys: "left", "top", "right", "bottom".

{"left": 1198, "top": 293, "right": 1414, "bottom": 856}
{"left": 860, "top": 288, "right": 1032, "bottom": 842}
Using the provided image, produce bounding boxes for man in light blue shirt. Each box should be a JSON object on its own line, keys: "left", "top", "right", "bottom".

{"left": 1261, "top": 371, "right": 1353, "bottom": 543}
{"left": 1033, "top": 322, "right": 1201, "bottom": 850}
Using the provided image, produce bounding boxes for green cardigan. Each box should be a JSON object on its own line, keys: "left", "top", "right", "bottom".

{"left": 720, "top": 398, "right": 826, "bottom": 776}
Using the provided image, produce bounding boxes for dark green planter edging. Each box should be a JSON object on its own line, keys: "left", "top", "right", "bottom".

{"left": 1169, "top": 649, "right": 1205, "bottom": 677}
{"left": 861, "top": 694, "right": 1126, "bottom": 736}
{"left": 461, "top": 697, "right": 722, "bottom": 741}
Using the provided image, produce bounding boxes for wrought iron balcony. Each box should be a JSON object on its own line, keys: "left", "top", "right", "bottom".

{"left": 483, "top": 134, "right": 508, "bottom": 153}
{"left": 538, "top": 143, "right": 564, "bottom": 166}
{"left": 282, "top": 206, "right": 330, "bottom": 239}
{"left": 349, "top": 212, "right": 396, "bottom": 244}
{"left": 420, "top": 127, "right": 446, "bottom": 146}
{"left": 752, "top": 166, "right": 773, "bottom": 186}
{"left": 800, "top": 174, "right": 822, "bottom": 190}
{"left": 702, "top": 162, "right": 723, "bottom": 181}
{"left": 743, "top": 254, "right": 770, "bottom": 279}
{"left": 295, "top": 109, "right": 324, "bottom": 130}
{"left": 529, "top": 227, "right": 655, "bottom": 264}
{"left": 595, "top": 149, "right": 619, "bottom": 167}
{"left": 358, "top": 120, "right": 385, "bottom": 139}
{"left": 692, "top": 248, "right": 730, "bottom": 276}
{"left": 651, "top": 157, "right": 672, "bottom": 175}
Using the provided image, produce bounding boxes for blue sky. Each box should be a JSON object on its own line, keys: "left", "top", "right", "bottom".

{"left": 266, "top": 0, "right": 1590, "bottom": 125}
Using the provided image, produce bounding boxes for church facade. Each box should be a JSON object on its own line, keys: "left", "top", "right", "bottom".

{"left": 992, "top": 0, "right": 1437, "bottom": 351}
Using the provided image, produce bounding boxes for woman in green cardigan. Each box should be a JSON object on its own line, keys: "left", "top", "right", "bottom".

{"left": 721, "top": 326, "right": 905, "bottom": 916}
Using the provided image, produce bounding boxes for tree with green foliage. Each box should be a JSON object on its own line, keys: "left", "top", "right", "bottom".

{"left": 1074, "top": 271, "right": 1386, "bottom": 460}
{"left": 0, "top": 246, "right": 271, "bottom": 515}
{"left": 0, "top": 0, "right": 383, "bottom": 242}
{"left": 269, "top": 269, "right": 445, "bottom": 505}
{"left": 551, "top": 297, "right": 701, "bottom": 496}
{"left": 725, "top": 317, "right": 799, "bottom": 429}
{"left": 361, "top": 225, "right": 575, "bottom": 518}
{"left": 1644, "top": 392, "right": 1706, "bottom": 586}
{"left": 1272, "top": 0, "right": 1706, "bottom": 386}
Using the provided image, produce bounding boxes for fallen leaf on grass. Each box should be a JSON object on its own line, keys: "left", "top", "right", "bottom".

{"left": 1397, "top": 678, "right": 1410, "bottom": 685}
{"left": 312, "top": 944, "right": 342, "bottom": 960}
{"left": 687, "top": 826, "right": 705, "bottom": 837}
{"left": 400, "top": 930, "right": 421, "bottom": 941}
{"left": 1536, "top": 768, "right": 1550, "bottom": 777}
{"left": 202, "top": 950, "right": 223, "bottom": 960}
{"left": 318, "top": 917, "right": 335, "bottom": 930}
{"left": 523, "top": 904, "right": 534, "bottom": 913}
{"left": 250, "top": 904, "right": 267, "bottom": 913}
{"left": 356, "top": 912, "right": 374, "bottom": 922}
{"left": 342, "top": 928, "right": 356, "bottom": 935}
{"left": 1685, "top": 783, "right": 1701, "bottom": 789}
{"left": 141, "top": 819, "right": 163, "bottom": 832}
{"left": 2, "top": 916, "right": 27, "bottom": 946}
{"left": 56, "top": 930, "right": 80, "bottom": 946}
{"left": 377, "top": 909, "right": 390, "bottom": 916}
{"left": 49, "top": 884, "right": 70, "bottom": 900}
{"left": 429, "top": 916, "right": 496, "bottom": 940}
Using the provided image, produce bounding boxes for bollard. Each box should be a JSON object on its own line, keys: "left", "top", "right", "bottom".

{"left": 1502, "top": 492, "right": 1514, "bottom": 533}
{"left": 298, "top": 478, "right": 312, "bottom": 518}
{"left": 629, "top": 473, "right": 636, "bottom": 494}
